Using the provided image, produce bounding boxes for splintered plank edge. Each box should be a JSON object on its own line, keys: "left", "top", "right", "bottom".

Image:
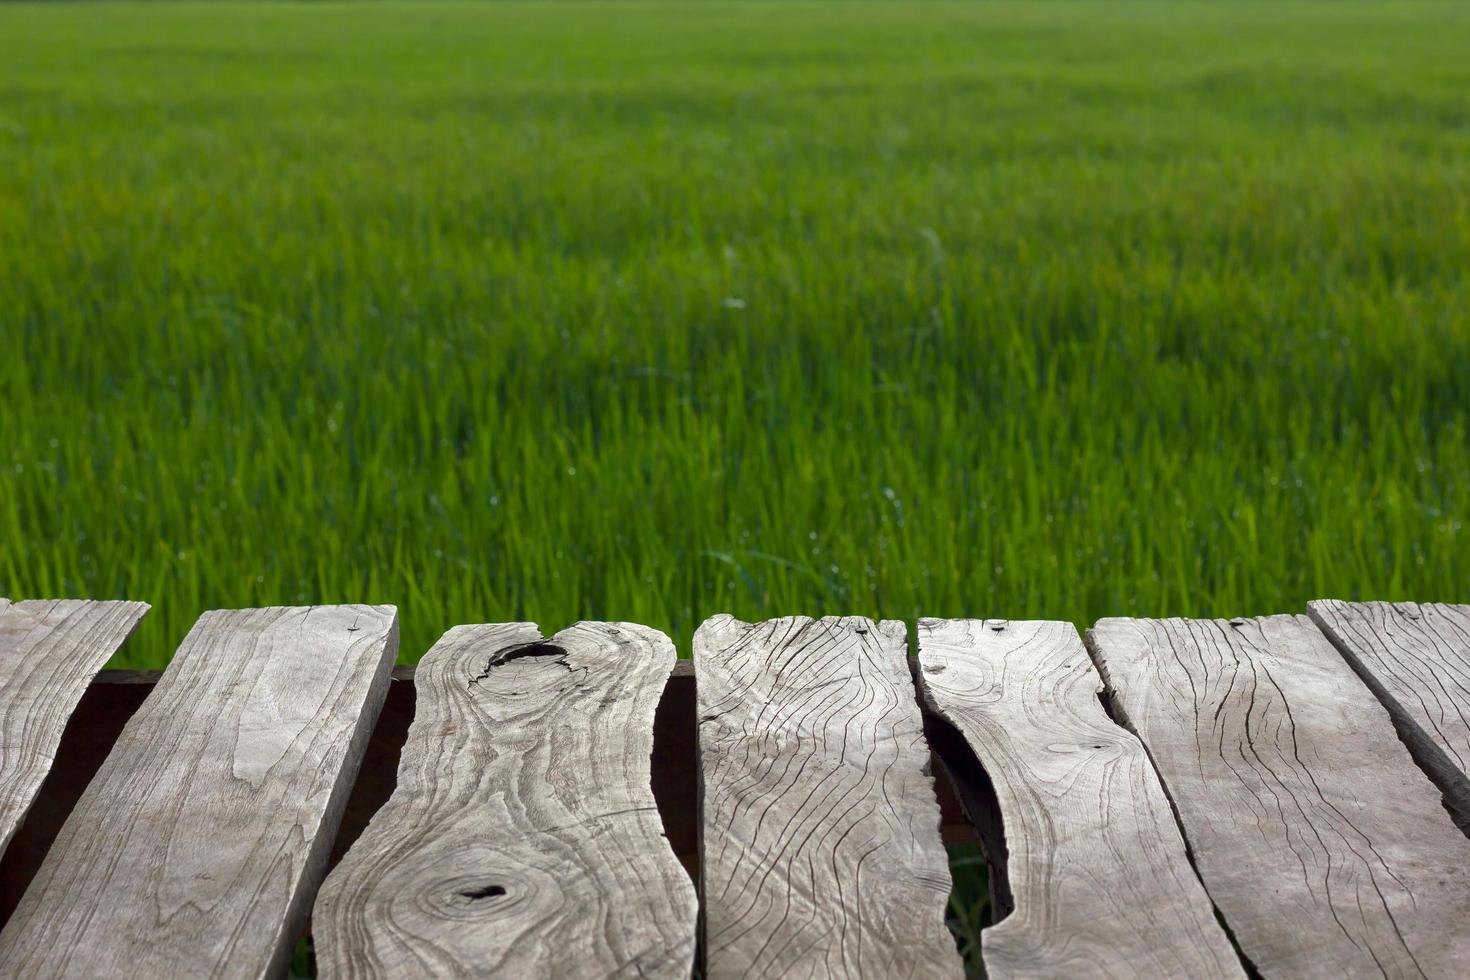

{"left": 917, "top": 618, "right": 1243, "bottom": 979}
{"left": 314, "top": 621, "right": 697, "bottom": 980}
{"left": 0, "top": 604, "right": 399, "bottom": 980}
{"left": 695, "top": 615, "right": 961, "bottom": 980}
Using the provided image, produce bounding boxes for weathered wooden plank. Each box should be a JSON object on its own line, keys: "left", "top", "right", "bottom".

{"left": 0, "top": 605, "right": 398, "bottom": 980}
{"left": 1308, "top": 600, "right": 1470, "bottom": 829}
{"left": 1089, "top": 615, "right": 1470, "bottom": 979}
{"left": 0, "top": 599, "right": 148, "bottom": 854}
{"left": 696, "top": 615, "right": 961, "bottom": 979}
{"left": 314, "top": 622, "right": 697, "bottom": 980}
{"left": 918, "top": 618, "right": 1243, "bottom": 979}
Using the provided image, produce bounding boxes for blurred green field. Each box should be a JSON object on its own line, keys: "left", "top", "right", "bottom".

{"left": 2, "top": 0, "right": 1467, "bottom": 675}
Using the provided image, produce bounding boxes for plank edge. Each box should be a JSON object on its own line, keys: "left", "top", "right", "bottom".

{"left": 1306, "top": 600, "right": 1470, "bottom": 835}
{"left": 265, "top": 610, "right": 402, "bottom": 978}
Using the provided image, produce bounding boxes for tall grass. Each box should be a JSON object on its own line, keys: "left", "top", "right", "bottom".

{"left": 2, "top": 1, "right": 1466, "bottom": 665}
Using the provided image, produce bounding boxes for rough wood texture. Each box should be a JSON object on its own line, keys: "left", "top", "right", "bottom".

{"left": 314, "top": 622, "right": 697, "bottom": 980}
{"left": 0, "top": 605, "right": 398, "bottom": 980}
{"left": 696, "top": 615, "right": 961, "bottom": 980}
{"left": 917, "top": 618, "right": 1243, "bottom": 979}
{"left": 1089, "top": 615, "right": 1470, "bottom": 979}
{"left": 1308, "top": 600, "right": 1470, "bottom": 830}
{"left": 0, "top": 599, "right": 148, "bottom": 852}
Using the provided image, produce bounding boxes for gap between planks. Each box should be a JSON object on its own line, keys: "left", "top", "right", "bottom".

{"left": 1308, "top": 600, "right": 1470, "bottom": 833}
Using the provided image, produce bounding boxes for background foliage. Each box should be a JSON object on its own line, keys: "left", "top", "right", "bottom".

{"left": 2, "top": 1, "right": 1467, "bottom": 668}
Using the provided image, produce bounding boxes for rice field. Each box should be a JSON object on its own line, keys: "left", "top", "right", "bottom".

{"left": 5, "top": 1, "right": 1466, "bottom": 669}
{"left": 3, "top": 1, "right": 1468, "bottom": 972}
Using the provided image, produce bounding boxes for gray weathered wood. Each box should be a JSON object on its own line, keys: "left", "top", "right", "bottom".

{"left": 918, "top": 618, "right": 1243, "bottom": 979}
{"left": 1089, "top": 615, "right": 1470, "bottom": 979}
{"left": 314, "top": 621, "right": 697, "bottom": 980}
{"left": 696, "top": 615, "right": 961, "bottom": 979}
{"left": 0, "top": 599, "right": 148, "bottom": 851}
{"left": 1308, "top": 599, "right": 1470, "bottom": 830}
{"left": 0, "top": 604, "right": 398, "bottom": 980}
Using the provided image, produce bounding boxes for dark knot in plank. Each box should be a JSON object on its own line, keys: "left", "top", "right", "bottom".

{"left": 468, "top": 642, "right": 573, "bottom": 687}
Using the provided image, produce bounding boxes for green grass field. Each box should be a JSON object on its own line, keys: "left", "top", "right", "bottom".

{"left": 2, "top": 0, "right": 1467, "bottom": 667}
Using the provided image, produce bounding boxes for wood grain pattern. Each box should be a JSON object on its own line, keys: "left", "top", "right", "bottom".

{"left": 314, "top": 622, "right": 697, "bottom": 980}
{"left": 696, "top": 615, "right": 961, "bottom": 980}
{"left": 1089, "top": 615, "right": 1470, "bottom": 979}
{"left": 0, "top": 604, "right": 398, "bottom": 980}
{"left": 0, "top": 599, "right": 148, "bottom": 853}
{"left": 1308, "top": 600, "right": 1470, "bottom": 829}
{"left": 917, "top": 618, "right": 1243, "bottom": 979}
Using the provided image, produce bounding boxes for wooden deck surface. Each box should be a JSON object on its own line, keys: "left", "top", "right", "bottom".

{"left": 0, "top": 597, "right": 1464, "bottom": 978}
{"left": 918, "top": 618, "right": 1241, "bottom": 979}
{"left": 1090, "top": 614, "right": 1470, "bottom": 978}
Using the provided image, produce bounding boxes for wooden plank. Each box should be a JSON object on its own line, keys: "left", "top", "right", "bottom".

{"left": 917, "top": 618, "right": 1243, "bottom": 979}
{"left": 696, "top": 615, "right": 961, "bottom": 979}
{"left": 1088, "top": 615, "right": 1470, "bottom": 979}
{"left": 314, "top": 622, "right": 697, "bottom": 980}
{"left": 0, "top": 599, "right": 148, "bottom": 853}
{"left": 1308, "top": 600, "right": 1470, "bottom": 829}
{"left": 0, "top": 605, "right": 398, "bottom": 980}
